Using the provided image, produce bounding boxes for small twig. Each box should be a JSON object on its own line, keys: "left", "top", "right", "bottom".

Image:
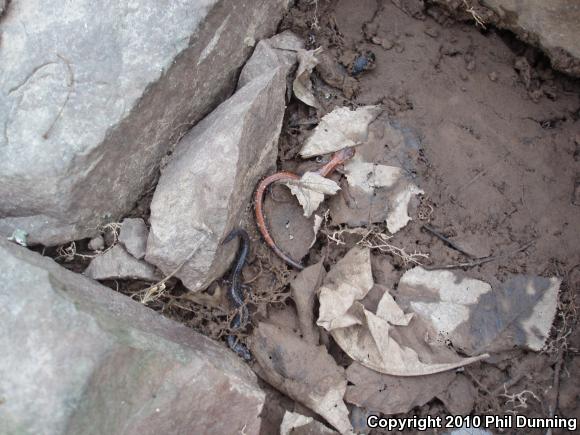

{"left": 422, "top": 224, "right": 476, "bottom": 258}
{"left": 492, "top": 373, "right": 527, "bottom": 396}
{"left": 462, "top": 0, "right": 487, "bottom": 29}
{"left": 424, "top": 240, "right": 534, "bottom": 270}
{"left": 546, "top": 348, "right": 564, "bottom": 434}
{"left": 137, "top": 232, "right": 209, "bottom": 299}
{"left": 245, "top": 261, "right": 263, "bottom": 284}
{"left": 55, "top": 222, "right": 122, "bottom": 261}
{"left": 502, "top": 387, "right": 540, "bottom": 413}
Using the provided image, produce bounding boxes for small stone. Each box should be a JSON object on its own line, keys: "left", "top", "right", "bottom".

{"left": 465, "top": 60, "right": 476, "bottom": 71}
{"left": 424, "top": 27, "right": 440, "bottom": 38}
{"left": 529, "top": 89, "right": 543, "bottom": 103}
{"left": 460, "top": 72, "right": 469, "bottom": 81}
{"left": 103, "top": 228, "right": 117, "bottom": 248}
{"left": 7, "top": 229, "right": 28, "bottom": 247}
{"left": 395, "top": 45, "right": 405, "bottom": 54}
{"left": 489, "top": 71, "right": 498, "bottom": 82}
{"left": 85, "top": 245, "right": 161, "bottom": 281}
{"left": 118, "top": 218, "right": 148, "bottom": 259}
{"left": 88, "top": 235, "right": 105, "bottom": 251}
{"left": 351, "top": 51, "right": 376, "bottom": 76}
{"left": 371, "top": 36, "right": 394, "bottom": 50}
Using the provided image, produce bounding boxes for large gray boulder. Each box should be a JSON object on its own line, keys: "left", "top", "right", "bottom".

{"left": 146, "top": 34, "right": 300, "bottom": 292}
{"left": 431, "top": 0, "right": 580, "bottom": 77}
{"left": 0, "top": 239, "right": 268, "bottom": 435}
{"left": 0, "top": 0, "right": 289, "bottom": 246}
{"left": 483, "top": 0, "right": 580, "bottom": 76}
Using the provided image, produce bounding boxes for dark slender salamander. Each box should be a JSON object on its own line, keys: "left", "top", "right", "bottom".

{"left": 221, "top": 228, "right": 251, "bottom": 361}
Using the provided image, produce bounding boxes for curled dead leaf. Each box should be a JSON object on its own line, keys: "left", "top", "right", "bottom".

{"left": 316, "top": 247, "right": 488, "bottom": 376}
{"left": 283, "top": 172, "right": 341, "bottom": 218}
{"left": 280, "top": 411, "right": 338, "bottom": 435}
{"left": 291, "top": 261, "right": 326, "bottom": 345}
{"left": 341, "top": 156, "right": 424, "bottom": 233}
{"left": 249, "top": 322, "right": 353, "bottom": 434}
{"left": 293, "top": 48, "right": 322, "bottom": 109}
{"left": 300, "top": 106, "right": 382, "bottom": 158}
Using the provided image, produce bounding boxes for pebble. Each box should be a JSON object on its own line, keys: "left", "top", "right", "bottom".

{"left": 118, "top": 218, "right": 148, "bottom": 259}
{"left": 84, "top": 245, "right": 160, "bottom": 281}
{"left": 88, "top": 235, "right": 105, "bottom": 251}
{"left": 424, "top": 27, "right": 440, "bottom": 38}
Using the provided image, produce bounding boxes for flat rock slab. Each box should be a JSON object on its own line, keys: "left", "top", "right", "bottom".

{"left": 146, "top": 34, "right": 295, "bottom": 291}
{"left": 0, "top": 0, "right": 288, "bottom": 246}
{"left": 118, "top": 218, "right": 148, "bottom": 259}
{"left": 84, "top": 244, "right": 160, "bottom": 281}
{"left": 0, "top": 239, "right": 268, "bottom": 435}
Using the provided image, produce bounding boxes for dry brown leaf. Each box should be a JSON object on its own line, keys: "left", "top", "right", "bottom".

{"left": 293, "top": 48, "right": 322, "bottom": 109}
{"left": 291, "top": 261, "right": 326, "bottom": 345}
{"left": 316, "top": 247, "right": 488, "bottom": 376}
{"left": 310, "top": 214, "right": 323, "bottom": 248}
{"left": 342, "top": 156, "right": 424, "bottom": 233}
{"left": 343, "top": 157, "right": 403, "bottom": 193}
{"left": 346, "top": 362, "right": 456, "bottom": 415}
{"left": 268, "top": 305, "right": 301, "bottom": 334}
{"left": 397, "top": 268, "right": 561, "bottom": 354}
{"left": 283, "top": 172, "right": 341, "bottom": 217}
{"left": 249, "top": 322, "right": 353, "bottom": 434}
{"left": 437, "top": 374, "right": 477, "bottom": 415}
{"left": 317, "top": 247, "right": 374, "bottom": 331}
{"left": 300, "top": 106, "right": 382, "bottom": 158}
{"left": 280, "top": 411, "right": 338, "bottom": 435}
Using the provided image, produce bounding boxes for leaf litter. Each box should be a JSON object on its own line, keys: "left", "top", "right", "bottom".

{"left": 246, "top": 91, "right": 559, "bottom": 430}
{"left": 316, "top": 247, "right": 489, "bottom": 376}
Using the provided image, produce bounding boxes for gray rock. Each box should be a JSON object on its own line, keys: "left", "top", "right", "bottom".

{"left": 146, "top": 35, "right": 294, "bottom": 291}
{"left": 118, "top": 218, "right": 148, "bottom": 259}
{"left": 84, "top": 244, "right": 161, "bottom": 281}
{"left": 0, "top": 239, "right": 268, "bottom": 435}
{"left": 88, "top": 235, "right": 105, "bottom": 251}
{"left": 0, "top": 0, "right": 289, "bottom": 246}
{"left": 432, "top": 0, "right": 580, "bottom": 77}
{"left": 238, "top": 30, "right": 303, "bottom": 88}
{"left": 482, "top": 0, "right": 580, "bottom": 76}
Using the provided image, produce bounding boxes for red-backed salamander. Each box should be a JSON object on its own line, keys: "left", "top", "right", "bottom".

{"left": 221, "top": 228, "right": 251, "bottom": 361}
{"left": 254, "top": 147, "right": 356, "bottom": 270}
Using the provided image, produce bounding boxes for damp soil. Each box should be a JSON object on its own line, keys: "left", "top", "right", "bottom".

{"left": 47, "top": 0, "right": 579, "bottom": 433}
{"left": 272, "top": 0, "right": 579, "bottom": 432}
